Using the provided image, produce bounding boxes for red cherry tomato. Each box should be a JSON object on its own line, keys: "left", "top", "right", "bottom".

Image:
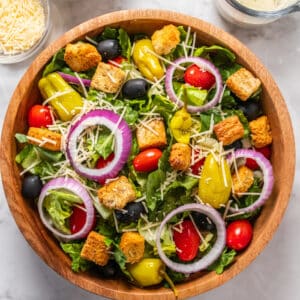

{"left": 28, "top": 105, "right": 53, "bottom": 128}
{"left": 70, "top": 205, "right": 95, "bottom": 236}
{"left": 226, "top": 220, "right": 253, "bottom": 251}
{"left": 245, "top": 146, "right": 271, "bottom": 170}
{"left": 184, "top": 64, "right": 216, "bottom": 90}
{"left": 173, "top": 220, "right": 201, "bottom": 262}
{"left": 133, "top": 148, "right": 162, "bottom": 172}
{"left": 191, "top": 157, "right": 205, "bottom": 175}
{"left": 96, "top": 153, "right": 115, "bottom": 185}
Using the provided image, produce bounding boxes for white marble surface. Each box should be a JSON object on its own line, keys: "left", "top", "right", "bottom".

{"left": 0, "top": 1, "right": 300, "bottom": 299}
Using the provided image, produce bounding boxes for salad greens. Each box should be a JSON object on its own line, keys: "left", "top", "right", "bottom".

{"left": 15, "top": 23, "right": 271, "bottom": 291}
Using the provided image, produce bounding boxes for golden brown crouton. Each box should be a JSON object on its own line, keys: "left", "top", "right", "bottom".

{"left": 98, "top": 176, "right": 136, "bottom": 210}
{"left": 169, "top": 143, "right": 191, "bottom": 171}
{"left": 136, "top": 118, "right": 167, "bottom": 150}
{"left": 232, "top": 165, "right": 254, "bottom": 196}
{"left": 213, "top": 116, "right": 244, "bottom": 146}
{"left": 91, "top": 62, "right": 125, "bottom": 93}
{"left": 80, "top": 231, "right": 110, "bottom": 266}
{"left": 226, "top": 68, "right": 261, "bottom": 101}
{"left": 119, "top": 232, "right": 145, "bottom": 264}
{"left": 27, "top": 127, "right": 62, "bottom": 151}
{"left": 249, "top": 115, "right": 272, "bottom": 148}
{"left": 64, "top": 42, "right": 101, "bottom": 72}
{"left": 151, "top": 24, "right": 181, "bottom": 55}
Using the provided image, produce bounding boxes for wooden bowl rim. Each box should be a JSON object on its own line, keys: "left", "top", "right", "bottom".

{"left": 0, "top": 9, "right": 295, "bottom": 300}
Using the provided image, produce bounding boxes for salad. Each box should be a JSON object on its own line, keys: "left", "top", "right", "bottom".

{"left": 15, "top": 24, "right": 274, "bottom": 293}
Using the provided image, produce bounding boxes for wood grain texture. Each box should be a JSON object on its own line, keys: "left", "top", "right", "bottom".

{"left": 0, "top": 9, "right": 295, "bottom": 300}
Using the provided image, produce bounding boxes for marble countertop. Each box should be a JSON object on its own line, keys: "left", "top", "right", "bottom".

{"left": 0, "top": 1, "right": 299, "bottom": 299}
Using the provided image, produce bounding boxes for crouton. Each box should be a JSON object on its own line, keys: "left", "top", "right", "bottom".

{"left": 64, "top": 42, "right": 101, "bottom": 72}
{"left": 119, "top": 232, "right": 145, "bottom": 264}
{"left": 98, "top": 176, "right": 136, "bottom": 210}
{"left": 136, "top": 118, "right": 167, "bottom": 150}
{"left": 226, "top": 68, "right": 261, "bottom": 101}
{"left": 169, "top": 143, "right": 191, "bottom": 171}
{"left": 151, "top": 24, "right": 181, "bottom": 55}
{"left": 27, "top": 127, "right": 62, "bottom": 151}
{"left": 213, "top": 116, "right": 244, "bottom": 146}
{"left": 249, "top": 115, "right": 272, "bottom": 148}
{"left": 91, "top": 62, "right": 125, "bottom": 93}
{"left": 232, "top": 165, "right": 254, "bottom": 196}
{"left": 80, "top": 231, "right": 110, "bottom": 266}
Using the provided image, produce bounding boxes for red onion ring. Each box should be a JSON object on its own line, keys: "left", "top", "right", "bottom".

{"left": 37, "top": 177, "right": 95, "bottom": 241}
{"left": 228, "top": 149, "right": 274, "bottom": 214}
{"left": 58, "top": 72, "right": 91, "bottom": 87}
{"left": 165, "top": 57, "right": 223, "bottom": 113}
{"left": 66, "top": 109, "right": 132, "bottom": 182}
{"left": 156, "top": 203, "right": 226, "bottom": 274}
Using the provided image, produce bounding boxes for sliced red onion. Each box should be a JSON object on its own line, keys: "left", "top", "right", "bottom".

{"left": 58, "top": 72, "right": 91, "bottom": 87}
{"left": 165, "top": 57, "right": 223, "bottom": 113}
{"left": 37, "top": 177, "right": 95, "bottom": 241}
{"left": 228, "top": 149, "right": 274, "bottom": 214}
{"left": 66, "top": 109, "right": 132, "bottom": 182}
{"left": 156, "top": 203, "right": 226, "bottom": 274}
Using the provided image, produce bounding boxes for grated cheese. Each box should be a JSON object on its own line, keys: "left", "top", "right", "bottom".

{"left": 0, "top": 0, "right": 46, "bottom": 55}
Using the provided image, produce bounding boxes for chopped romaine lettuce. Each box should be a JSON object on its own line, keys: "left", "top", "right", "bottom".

{"left": 60, "top": 242, "right": 91, "bottom": 272}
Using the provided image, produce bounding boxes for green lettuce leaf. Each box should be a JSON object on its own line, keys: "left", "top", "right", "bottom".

{"left": 98, "top": 27, "right": 118, "bottom": 41}
{"left": 43, "top": 194, "right": 72, "bottom": 234}
{"left": 194, "top": 45, "right": 236, "bottom": 63}
{"left": 146, "top": 148, "right": 171, "bottom": 211}
{"left": 43, "top": 49, "right": 66, "bottom": 76}
{"left": 208, "top": 247, "right": 236, "bottom": 274}
{"left": 15, "top": 133, "right": 28, "bottom": 143}
{"left": 94, "top": 128, "right": 114, "bottom": 160}
{"left": 60, "top": 242, "right": 91, "bottom": 272}
{"left": 118, "top": 28, "right": 131, "bottom": 61}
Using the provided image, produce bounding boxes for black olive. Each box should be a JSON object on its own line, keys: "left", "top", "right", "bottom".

{"left": 224, "top": 139, "right": 243, "bottom": 151}
{"left": 21, "top": 175, "right": 43, "bottom": 199}
{"left": 122, "top": 78, "right": 148, "bottom": 99}
{"left": 115, "top": 202, "right": 145, "bottom": 223}
{"left": 97, "top": 260, "right": 119, "bottom": 278}
{"left": 97, "top": 39, "right": 121, "bottom": 61}
{"left": 191, "top": 212, "right": 216, "bottom": 231}
{"left": 238, "top": 101, "right": 261, "bottom": 121}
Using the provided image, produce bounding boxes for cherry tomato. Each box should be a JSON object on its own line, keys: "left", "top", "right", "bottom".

{"left": 226, "top": 220, "right": 253, "bottom": 251}
{"left": 96, "top": 153, "right": 115, "bottom": 169}
{"left": 184, "top": 64, "right": 215, "bottom": 90}
{"left": 173, "top": 220, "right": 201, "bottom": 262}
{"left": 28, "top": 105, "right": 53, "bottom": 128}
{"left": 245, "top": 146, "right": 271, "bottom": 170}
{"left": 69, "top": 205, "right": 95, "bottom": 236}
{"left": 96, "top": 153, "right": 115, "bottom": 185}
{"left": 191, "top": 157, "right": 205, "bottom": 175}
{"left": 133, "top": 148, "right": 162, "bottom": 172}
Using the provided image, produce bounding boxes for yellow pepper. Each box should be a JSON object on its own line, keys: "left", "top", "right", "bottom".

{"left": 198, "top": 153, "right": 232, "bottom": 208}
{"left": 128, "top": 258, "right": 178, "bottom": 296}
{"left": 128, "top": 258, "right": 165, "bottom": 287}
{"left": 170, "top": 106, "right": 193, "bottom": 144}
{"left": 38, "top": 72, "right": 83, "bottom": 121}
{"left": 132, "top": 39, "right": 164, "bottom": 82}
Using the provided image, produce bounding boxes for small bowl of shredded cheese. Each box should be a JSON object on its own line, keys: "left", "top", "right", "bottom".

{"left": 0, "top": 0, "right": 50, "bottom": 64}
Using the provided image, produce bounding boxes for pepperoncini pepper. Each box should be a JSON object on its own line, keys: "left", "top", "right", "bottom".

{"left": 198, "top": 153, "right": 232, "bottom": 208}
{"left": 132, "top": 39, "right": 164, "bottom": 82}
{"left": 38, "top": 72, "right": 83, "bottom": 121}
{"left": 128, "top": 258, "right": 177, "bottom": 296}
{"left": 170, "top": 106, "right": 193, "bottom": 144}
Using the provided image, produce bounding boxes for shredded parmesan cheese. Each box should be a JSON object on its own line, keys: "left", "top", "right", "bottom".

{"left": 0, "top": 0, "right": 46, "bottom": 55}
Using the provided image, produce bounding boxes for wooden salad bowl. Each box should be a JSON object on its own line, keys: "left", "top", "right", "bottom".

{"left": 0, "top": 9, "right": 295, "bottom": 300}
